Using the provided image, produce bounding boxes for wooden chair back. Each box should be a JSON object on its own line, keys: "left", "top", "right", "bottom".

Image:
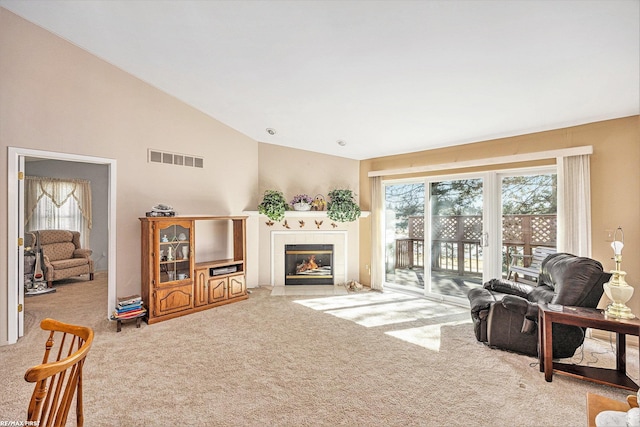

{"left": 24, "top": 318, "right": 94, "bottom": 427}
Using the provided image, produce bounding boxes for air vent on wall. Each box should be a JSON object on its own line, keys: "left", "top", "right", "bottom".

{"left": 148, "top": 149, "right": 204, "bottom": 168}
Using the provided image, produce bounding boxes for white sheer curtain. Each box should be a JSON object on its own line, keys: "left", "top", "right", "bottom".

{"left": 370, "top": 176, "right": 384, "bottom": 290}
{"left": 557, "top": 154, "right": 591, "bottom": 257}
{"left": 25, "top": 176, "right": 92, "bottom": 247}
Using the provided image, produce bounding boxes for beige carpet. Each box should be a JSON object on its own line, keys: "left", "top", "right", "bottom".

{"left": 1, "top": 272, "right": 637, "bottom": 426}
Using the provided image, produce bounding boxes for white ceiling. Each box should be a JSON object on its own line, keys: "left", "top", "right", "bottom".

{"left": 2, "top": 0, "right": 638, "bottom": 160}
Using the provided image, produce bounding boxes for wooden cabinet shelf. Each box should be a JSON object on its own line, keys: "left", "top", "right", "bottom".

{"left": 140, "top": 215, "right": 248, "bottom": 324}
{"left": 194, "top": 259, "right": 244, "bottom": 269}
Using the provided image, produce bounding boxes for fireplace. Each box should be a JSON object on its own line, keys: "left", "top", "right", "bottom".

{"left": 285, "top": 244, "right": 334, "bottom": 285}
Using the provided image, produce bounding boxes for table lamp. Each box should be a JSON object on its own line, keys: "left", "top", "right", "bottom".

{"left": 603, "top": 227, "right": 635, "bottom": 319}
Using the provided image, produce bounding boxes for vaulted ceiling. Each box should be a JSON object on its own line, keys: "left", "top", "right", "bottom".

{"left": 2, "top": 0, "right": 638, "bottom": 160}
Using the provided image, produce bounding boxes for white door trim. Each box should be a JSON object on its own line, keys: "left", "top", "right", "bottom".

{"left": 17, "top": 155, "right": 25, "bottom": 337}
{"left": 6, "top": 147, "right": 117, "bottom": 345}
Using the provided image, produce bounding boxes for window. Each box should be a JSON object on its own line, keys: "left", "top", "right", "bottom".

{"left": 370, "top": 147, "right": 593, "bottom": 294}
{"left": 25, "top": 176, "right": 92, "bottom": 247}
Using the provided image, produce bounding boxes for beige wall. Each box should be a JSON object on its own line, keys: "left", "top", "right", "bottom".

{"left": 359, "top": 116, "right": 640, "bottom": 313}
{"left": 257, "top": 142, "right": 359, "bottom": 200}
{"left": 0, "top": 9, "right": 261, "bottom": 343}
{"left": 0, "top": 9, "right": 361, "bottom": 344}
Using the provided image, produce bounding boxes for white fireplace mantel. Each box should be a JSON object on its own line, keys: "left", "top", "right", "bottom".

{"left": 243, "top": 210, "right": 370, "bottom": 218}
{"left": 247, "top": 210, "right": 363, "bottom": 288}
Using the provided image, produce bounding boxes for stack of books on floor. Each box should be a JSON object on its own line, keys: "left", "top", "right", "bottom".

{"left": 111, "top": 294, "right": 146, "bottom": 320}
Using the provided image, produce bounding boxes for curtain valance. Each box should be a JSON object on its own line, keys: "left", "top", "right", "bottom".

{"left": 25, "top": 176, "right": 92, "bottom": 230}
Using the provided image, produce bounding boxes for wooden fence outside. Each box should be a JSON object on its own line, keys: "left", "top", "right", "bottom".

{"left": 394, "top": 214, "right": 557, "bottom": 276}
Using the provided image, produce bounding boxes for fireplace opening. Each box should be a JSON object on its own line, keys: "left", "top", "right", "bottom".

{"left": 285, "top": 244, "right": 334, "bottom": 285}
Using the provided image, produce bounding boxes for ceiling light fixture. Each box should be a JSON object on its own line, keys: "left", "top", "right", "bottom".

{"left": 337, "top": 140, "right": 347, "bottom": 146}
{"left": 266, "top": 128, "right": 276, "bottom": 136}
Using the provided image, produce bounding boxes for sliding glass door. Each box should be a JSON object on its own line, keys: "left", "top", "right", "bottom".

{"left": 383, "top": 176, "right": 487, "bottom": 302}
{"left": 382, "top": 167, "right": 557, "bottom": 304}
{"left": 383, "top": 182, "right": 425, "bottom": 291}
{"left": 428, "top": 177, "right": 484, "bottom": 300}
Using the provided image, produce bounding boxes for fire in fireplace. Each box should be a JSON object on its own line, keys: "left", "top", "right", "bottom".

{"left": 285, "top": 244, "right": 334, "bottom": 285}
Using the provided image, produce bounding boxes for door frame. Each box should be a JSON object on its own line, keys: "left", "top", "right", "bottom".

{"left": 7, "top": 147, "right": 117, "bottom": 344}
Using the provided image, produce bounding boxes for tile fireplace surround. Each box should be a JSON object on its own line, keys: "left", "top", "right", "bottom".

{"left": 271, "top": 230, "right": 347, "bottom": 286}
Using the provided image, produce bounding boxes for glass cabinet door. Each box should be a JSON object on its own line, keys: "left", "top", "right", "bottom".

{"left": 157, "top": 222, "right": 192, "bottom": 285}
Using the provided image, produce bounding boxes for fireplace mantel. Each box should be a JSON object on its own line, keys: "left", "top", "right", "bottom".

{"left": 243, "top": 210, "right": 370, "bottom": 218}
{"left": 247, "top": 210, "right": 363, "bottom": 288}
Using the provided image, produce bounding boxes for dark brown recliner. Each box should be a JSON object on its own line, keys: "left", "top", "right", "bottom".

{"left": 468, "top": 253, "right": 611, "bottom": 358}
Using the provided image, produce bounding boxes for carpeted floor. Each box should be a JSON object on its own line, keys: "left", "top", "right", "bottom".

{"left": 1, "top": 272, "right": 637, "bottom": 426}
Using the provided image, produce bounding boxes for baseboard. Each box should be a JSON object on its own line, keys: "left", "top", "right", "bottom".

{"left": 588, "top": 328, "right": 639, "bottom": 348}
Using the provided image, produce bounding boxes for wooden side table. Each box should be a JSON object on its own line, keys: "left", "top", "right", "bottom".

{"left": 538, "top": 304, "right": 640, "bottom": 391}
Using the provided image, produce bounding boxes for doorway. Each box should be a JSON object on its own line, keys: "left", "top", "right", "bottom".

{"left": 7, "top": 147, "right": 116, "bottom": 344}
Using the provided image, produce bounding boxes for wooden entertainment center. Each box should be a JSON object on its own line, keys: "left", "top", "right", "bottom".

{"left": 140, "top": 215, "right": 248, "bottom": 324}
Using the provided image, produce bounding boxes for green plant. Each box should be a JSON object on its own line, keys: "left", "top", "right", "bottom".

{"left": 327, "top": 189, "right": 361, "bottom": 222}
{"left": 258, "top": 190, "right": 287, "bottom": 221}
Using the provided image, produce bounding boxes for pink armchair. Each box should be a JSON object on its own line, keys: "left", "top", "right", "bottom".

{"left": 28, "top": 230, "right": 94, "bottom": 287}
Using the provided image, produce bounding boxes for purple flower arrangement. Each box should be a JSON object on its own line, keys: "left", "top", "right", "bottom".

{"left": 290, "top": 194, "right": 313, "bottom": 207}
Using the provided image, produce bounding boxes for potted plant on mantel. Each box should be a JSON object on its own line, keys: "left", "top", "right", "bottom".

{"left": 290, "top": 194, "right": 313, "bottom": 211}
{"left": 258, "top": 190, "right": 287, "bottom": 221}
{"left": 327, "top": 189, "right": 361, "bottom": 222}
